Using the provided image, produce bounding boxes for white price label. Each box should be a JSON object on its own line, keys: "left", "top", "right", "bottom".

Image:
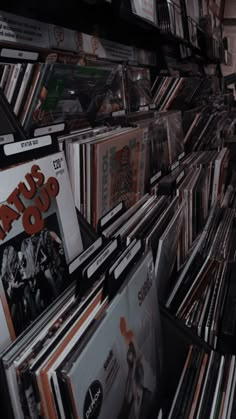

{"left": 34, "top": 123, "right": 65, "bottom": 137}
{"left": 4, "top": 135, "right": 52, "bottom": 156}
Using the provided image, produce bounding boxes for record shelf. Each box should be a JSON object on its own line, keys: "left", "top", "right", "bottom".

{"left": 0, "top": 0, "right": 234, "bottom": 418}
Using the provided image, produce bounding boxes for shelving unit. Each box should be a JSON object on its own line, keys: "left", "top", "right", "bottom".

{"left": 0, "top": 1, "right": 233, "bottom": 418}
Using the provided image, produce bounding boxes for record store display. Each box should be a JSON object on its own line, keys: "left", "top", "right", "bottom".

{"left": 64, "top": 126, "right": 147, "bottom": 227}
{"left": 0, "top": 3, "right": 236, "bottom": 419}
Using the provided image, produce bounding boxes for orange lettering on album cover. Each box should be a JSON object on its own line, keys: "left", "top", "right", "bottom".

{"left": 0, "top": 165, "right": 60, "bottom": 239}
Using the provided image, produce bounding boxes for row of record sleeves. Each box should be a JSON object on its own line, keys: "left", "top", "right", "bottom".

{"left": 0, "top": 146, "right": 194, "bottom": 418}
{"left": 6, "top": 142, "right": 233, "bottom": 417}
{"left": 0, "top": 129, "right": 234, "bottom": 417}
{"left": 0, "top": 127, "right": 231, "bottom": 417}
{"left": 58, "top": 121, "right": 231, "bottom": 231}
{"left": 1, "top": 157, "right": 236, "bottom": 418}
{"left": 0, "top": 52, "right": 228, "bottom": 139}
{"left": 165, "top": 203, "right": 236, "bottom": 354}
{"left": 164, "top": 345, "right": 236, "bottom": 419}
{"left": 0, "top": 237, "right": 162, "bottom": 419}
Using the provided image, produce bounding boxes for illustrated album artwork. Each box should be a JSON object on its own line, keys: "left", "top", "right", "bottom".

{"left": 0, "top": 151, "right": 83, "bottom": 341}
{"left": 60, "top": 251, "right": 161, "bottom": 419}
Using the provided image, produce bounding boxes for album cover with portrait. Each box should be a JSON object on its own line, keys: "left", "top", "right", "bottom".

{"left": 58, "top": 251, "right": 162, "bottom": 419}
{"left": 0, "top": 151, "right": 83, "bottom": 342}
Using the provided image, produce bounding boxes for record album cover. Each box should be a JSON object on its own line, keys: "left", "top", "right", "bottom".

{"left": 126, "top": 66, "right": 152, "bottom": 112}
{"left": 0, "top": 152, "right": 83, "bottom": 339}
{"left": 95, "top": 128, "right": 146, "bottom": 224}
{"left": 62, "top": 251, "right": 161, "bottom": 419}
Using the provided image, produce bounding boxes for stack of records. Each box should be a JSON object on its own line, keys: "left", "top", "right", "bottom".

{"left": 0, "top": 90, "right": 26, "bottom": 144}
{"left": 184, "top": 110, "right": 230, "bottom": 151}
{"left": 182, "top": 106, "right": 207, "bottom": 139}
{"left": 0, "top": 62, "right": 126, "bottom": 134}
{"left": 64, "top": 126, "right": 147, "bottom": 227}
{"left": 125, "top": 66, "right": 152, "bottom": 113}
{"left": 166, "top": 206, "right": 236, "bottom": 349}
{"left": 152, "top": 76, "right": 222, "bottom": 112}
{"left": 100, "top": 194, "right": 184, "bottom": 302}
{"left": 167, "top": 345, "right": 236, "bottom": 419}
{"left": 221, "top": 170, "right": 236, "bottom": 208}
{"left": 153, "top": 164, "right": 187, "bottom": 197}
{"left": 181, "top": 148, "right": 230, "bottom": 208}
{"left": 0, "top": 151, "right": 83, "bottom": 351}
{"left": 177, "top": 149, "right": 229, "bottom": 254}
{"left": 128, "top": 111, "right": 184, "bottom": 184}
{"left": 0, "top": 236, "right": 162, "bottom": 419}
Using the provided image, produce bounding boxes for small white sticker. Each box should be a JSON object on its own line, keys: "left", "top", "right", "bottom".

{"left": 112, "top": 110, "right": 126, "bottom": 117}
{"left": 178, "top": 152, "right": 185, "bottom": 161}
{"left": 150, "top": 170, "right": 162, "bottom": 184}
{"left": 100, "top": 202, "right": 123, "bottom": 227}
{"left": 139, "top": 105, "right": 149, "bottom": 111}
{"left": 114, "top": 240, "right": 142, "bottom": 279}
{"left": 170, "top": 160, "right": 179, "bottom": 171}
{"left": 34, "top": 123, "right": 65, "bottom": 137}
{"left": 0, "top": 134, "right": 14, "bottom": 144}
{"left": 176, "top": 170, "right": 185, "bottom": 184}
{"left": 1, "top": 48, "right": 39, "bottom": 61}
{"left": 87, "top": 240, "right": 118, "bottom": 279}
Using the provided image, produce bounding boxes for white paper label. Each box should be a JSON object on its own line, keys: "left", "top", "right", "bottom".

{"left": 176, "top": 170, "right": 185, "bottom": 185}
{"left": 139, "top": 105, "right": 149, "bottom": 111}
{"left": 83, "top": 34, "right": 133, "bottom": 61}
{"left": 4, "top": 135, "right": 52, "bottom": 156}
{"left": 150, "top": 170, "right": 162, "bottom": 184}
{"left": 69, "top": 237, "right": 103, "bottom": 274}
{"left": 34, "top": 123, "right": 65, "bottom": 137}
{"left": 0, "top": 11, "right": 49, "bottom": 48}
{"left": 131, "top": 0, "right": 156, "bottom": 23}
{"left": 170, "top": 160, "right": 180, "bottom": 171}
{"left": 178, "top": 151, "right": 185, "bottom": 161}
{"left": 0, "top": 133, "right": 14, "bottom": 144}
{"left": 114, "top": 240, "right": 142, "bottom": 279}
{"left": 0, "top": 48, "right": 38, "bottom": 60}
{"left": 87, "top": 240, "right": 118, "bottom": 279}
{"left": 112, "top": 110, "right": 126, "bottom": 117}
{"left": 100, "top": 202, "right": 123, "bottom": 228}
{"left": 149, "top": 104, "right": 156, "bottom": 109}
